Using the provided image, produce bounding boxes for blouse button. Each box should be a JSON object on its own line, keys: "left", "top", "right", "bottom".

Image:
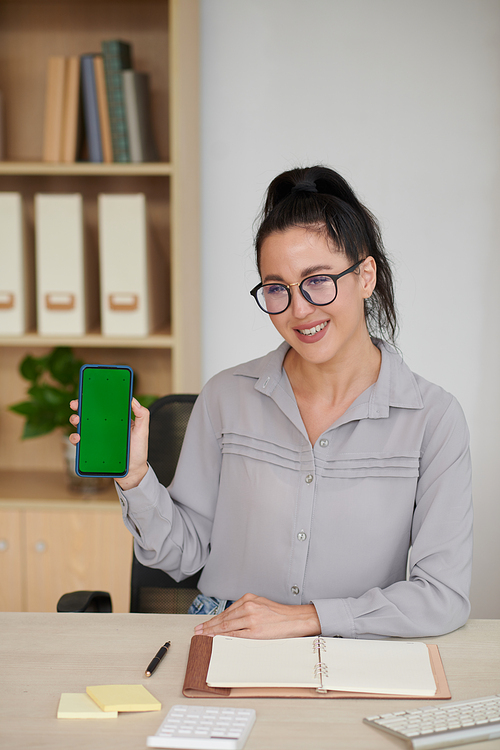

{"left": 291, "top": 585, "right": 300, "bottom": 595}
{"left": 297, "top": 531, "right": 307, "bottom": 541}
{"left": 305, "top": 474, "right": 313, "bottom": 484}
{"left": 319, "top": 439, "right": 329, "bottom": 447}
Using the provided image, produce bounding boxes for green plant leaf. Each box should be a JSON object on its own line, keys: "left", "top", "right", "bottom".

{"left": 22, "top": 419, "right": 54, "bottom": 439}
{"left": 19, "top": 354, "right": 47, "bottom": 384}
{"left": 47, "top": 347, "right": 83, "bottom": 387}
{"left": 53, "top": 402, "right": 73, "bottom": 429}
{"left": 28, "top": 384, "right": 71, "bottom": 407}
{"left": 9, "top": 401, "right": 39, "bottom": 417}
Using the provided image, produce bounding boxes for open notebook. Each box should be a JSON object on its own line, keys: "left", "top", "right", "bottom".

{"left": 206, "top": 636, "right": 436, "bottom": 696}
{"left": 182, "top": 634, "right": 451, "bottom": 700}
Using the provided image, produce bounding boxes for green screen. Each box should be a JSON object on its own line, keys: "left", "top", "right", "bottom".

{"left": 77, "top": 366, "right": 132, "bottom": 476}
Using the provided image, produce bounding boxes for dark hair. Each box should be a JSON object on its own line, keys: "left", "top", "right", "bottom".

{"left": 255, "top": 165, "right": 398, "bottom": 344}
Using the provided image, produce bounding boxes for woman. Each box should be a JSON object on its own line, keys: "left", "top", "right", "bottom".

{"left": 71, "top": 165, "right": 473, "bottom": 640}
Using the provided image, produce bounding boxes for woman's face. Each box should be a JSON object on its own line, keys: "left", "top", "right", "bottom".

{"left": 258, "top": 226, "right": 376, "bottom": 367}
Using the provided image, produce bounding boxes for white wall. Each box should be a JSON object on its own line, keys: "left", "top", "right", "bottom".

{"left": 200, "top": 0, "right": 500, "bottom": 618}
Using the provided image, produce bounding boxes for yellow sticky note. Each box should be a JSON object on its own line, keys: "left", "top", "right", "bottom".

{"left": 57, "top": 693, "right": 118, "bottom": 719}
{"left": 86, "top": 684, "right": 161, "bottom": 713}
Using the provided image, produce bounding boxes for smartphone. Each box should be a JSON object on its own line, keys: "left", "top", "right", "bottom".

{"left": 75, "top": 364, "right": 134, "bottom": 478}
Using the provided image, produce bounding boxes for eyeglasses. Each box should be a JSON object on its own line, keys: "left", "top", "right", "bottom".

{"left": 250, "top": 260, "right": 363, "bottom": 315}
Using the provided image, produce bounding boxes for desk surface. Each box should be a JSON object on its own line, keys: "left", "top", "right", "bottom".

{"left": 1, "top": 614, "right": 499, "bottom": 750}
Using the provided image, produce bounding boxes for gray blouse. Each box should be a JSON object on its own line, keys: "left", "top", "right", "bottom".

{"left": 117, "top": 341, "right": 473, "bottom": 639}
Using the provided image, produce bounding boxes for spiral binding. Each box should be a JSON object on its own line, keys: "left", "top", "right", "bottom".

{"left": 312, "top": 636, "right": 326, "bottom": 652}
{"left": 313, "top": 636, "right": 328, "bottom": 692}
{"left": 314, "top": 662, "right": 329, "bottom": 678}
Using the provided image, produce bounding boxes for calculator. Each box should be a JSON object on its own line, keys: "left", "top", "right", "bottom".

{"left": 146, "top": 704, "right": 257, "bottom": 750}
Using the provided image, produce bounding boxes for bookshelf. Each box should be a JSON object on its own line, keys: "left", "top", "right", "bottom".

{"left": 0, "top": 0, "right": 200, "bottom": 611}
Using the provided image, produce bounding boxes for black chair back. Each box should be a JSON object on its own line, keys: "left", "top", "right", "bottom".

{"left": 130, "top": 394, "right": 201, "bottom": 613}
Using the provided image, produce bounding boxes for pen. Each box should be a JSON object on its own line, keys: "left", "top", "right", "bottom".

{"left": 145, "top": 640, "right": 171, "bottom": 677}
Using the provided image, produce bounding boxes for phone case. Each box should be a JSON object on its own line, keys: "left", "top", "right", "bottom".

{"left": 75, "top": 364, "right": 134, "bottom": 478}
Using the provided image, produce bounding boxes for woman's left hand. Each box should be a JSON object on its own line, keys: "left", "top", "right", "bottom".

{"left": 193, "top": 593, "right": 321, "bottom": 639}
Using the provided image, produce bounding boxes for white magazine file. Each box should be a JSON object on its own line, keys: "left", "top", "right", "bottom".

{"left": 98, "top": 193, "right": 150, "bottom": 337}
{"left": 34, "top": 193, "right": 85, "bottom": 336}
{"left": 0, "top": 192, "right": 26, "bottom": 335}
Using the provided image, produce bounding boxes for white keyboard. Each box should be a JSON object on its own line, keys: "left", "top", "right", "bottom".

{"left": 364, "top": 693, "right": 500, "bottom": 749}
{"left": 147, "top": 704, "right": 256, "bottom": 750}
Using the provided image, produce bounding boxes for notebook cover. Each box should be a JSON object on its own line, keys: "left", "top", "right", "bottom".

{"left": 182, "top": 635, "right": 451, "bottom": 700}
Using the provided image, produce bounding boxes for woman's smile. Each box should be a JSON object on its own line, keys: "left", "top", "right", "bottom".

{"left": 294, "top": 319, "right": 330, "bottom": 341}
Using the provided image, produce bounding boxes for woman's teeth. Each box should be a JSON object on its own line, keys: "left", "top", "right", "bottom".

{"left": 298, "top": 321, "right": 328, "bottom": 336}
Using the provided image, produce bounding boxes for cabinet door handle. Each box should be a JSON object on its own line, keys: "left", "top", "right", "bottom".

{"left": 0, "top": 293, "right": 15, "bottom": 309}
{"left": 34, "top": 540, "right": 47, "bottom": 553}
{"left": 0, "top": 539, "right": 8, "bottom": 552}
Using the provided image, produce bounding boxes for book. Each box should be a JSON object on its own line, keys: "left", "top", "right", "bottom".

{"left": 61, "top": 56, "right": 82, "bottom": 163}
{"left": 34, "top": 193, "right": 85, "bottom": 336}
{"left": 81, "top": 54, "right": 103, "bottom": 162}
{"left": 93, "top": 55, "right": 113, "bottom": 163}
{"left": 0, "top": 192, "right": 26, "bottom": 335}
{"left": 42, "top": 55, "right": 66, "bottom": 162}
{"left": 57, "top": 693, "right": 118, "bottom": 719}
{"left": 98, "top": 193, "right": 150, "bottom": 336}
{"left": 122, "top": 70, "right": 159, "bottom": 162}
{"left": 101, "top": 39, "right": 133, "bottom": 162}
{"left": 86, "top": 684, "right": 161, "bottom": 713}
{"left": 182, "top": 635, "right": 451, "bottom": 700}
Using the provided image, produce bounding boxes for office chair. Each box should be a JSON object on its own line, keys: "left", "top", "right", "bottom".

{"left": 130, "top": 393, "right": 201, "bottom": 613}
{"left": 57, "top": 393, "right": 201, "bottom": 614}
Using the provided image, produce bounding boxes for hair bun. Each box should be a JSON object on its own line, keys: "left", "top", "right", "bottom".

{"left": 291, "top": 180, "right": 318, "bottom": 194}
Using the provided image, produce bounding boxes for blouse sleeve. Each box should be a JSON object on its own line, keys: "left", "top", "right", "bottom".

{"left": 115, "top": 389, "right": 222, "bottom": 581}
{"left": 312, "top": 396, "right": 473, "bottom": 639}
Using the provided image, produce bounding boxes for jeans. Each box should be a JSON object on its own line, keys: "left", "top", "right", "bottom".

{"left": 188, "top": 594, "right": 234, "bottom": 615}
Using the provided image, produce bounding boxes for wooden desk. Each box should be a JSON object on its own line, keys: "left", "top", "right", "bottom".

{"left": 1, "top": 614, "right": 499, "bottom": 750}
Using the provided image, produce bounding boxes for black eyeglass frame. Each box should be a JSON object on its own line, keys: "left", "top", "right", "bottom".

{"left": 250, "top": 259, "right": 363, "bottom": 315}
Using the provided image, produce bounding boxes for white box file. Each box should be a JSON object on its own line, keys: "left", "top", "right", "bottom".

{"left": 0, "top": 193, "right": 26, "bottom": 335}
{"left": 98, "top": 193, "right": 150, "bottom": 337}
{"left": 34, "top": 193, "right": 85, "bottom": 336}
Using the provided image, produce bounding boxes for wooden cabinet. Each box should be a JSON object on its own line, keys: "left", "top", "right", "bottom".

{"left": 0, "top": 472, "right": 133, "bottom": 612}
{"left": 0, "top": 508, "right": 23, "bottom": 611}
{"left": 0, "top": 0, "right": 199, "bottom": 609}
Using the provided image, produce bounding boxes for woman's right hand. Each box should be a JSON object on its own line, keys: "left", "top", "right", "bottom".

{"left": 69, "top": 397, "right": 150, "bottom": 490}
